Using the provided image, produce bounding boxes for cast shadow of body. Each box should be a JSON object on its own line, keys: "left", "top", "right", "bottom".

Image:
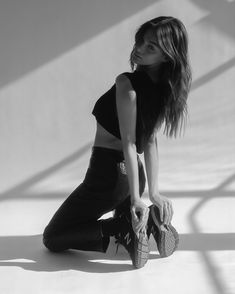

{"left": 0, "top": 234, "right": 160, "bottom": 273}
{"left": 1, "top": 230, "right": 234, "bottom": 273}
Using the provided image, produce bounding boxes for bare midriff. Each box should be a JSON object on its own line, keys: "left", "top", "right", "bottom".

{"left": 93, "top": 122, "right": 123, "bottom": 151}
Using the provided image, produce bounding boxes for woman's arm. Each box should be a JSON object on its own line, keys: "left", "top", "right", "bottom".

{"left": 116, "top": 74, "right": 139, "bottom": 202}
{"left": 116, "top": 74, "right": 149, "bottom": 235}
{"left": 144, "top": 132, "right": 160, "bottom": 197}
{"left": 144, "top": 133, "right": 174, "bottom": 225}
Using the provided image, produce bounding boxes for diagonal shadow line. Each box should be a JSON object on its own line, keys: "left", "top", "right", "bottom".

{"left": 192, "top": 0, "right": 235, "bottom": 40}
{"left": 0, "top": 0, "right": 159, "bottom": 89}
{"left": 215, "top": 172, "right": 235, "bottom": 191}
{"left": 191, "top": 56, "right": 235, "bottom": 91}
{"left": 0, "top": 141, "right": 93, "bottom": 202}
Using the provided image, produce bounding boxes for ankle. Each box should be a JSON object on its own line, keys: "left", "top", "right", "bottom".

{"left": 100, "top": 217, "right": 121, "bottom": 237}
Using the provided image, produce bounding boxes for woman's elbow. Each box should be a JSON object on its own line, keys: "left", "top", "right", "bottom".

{"left": 143, "top": 137, "right": 155, "bottom": 155}
{"left": 122, "top": 139, "right": 137, "bottom": 153}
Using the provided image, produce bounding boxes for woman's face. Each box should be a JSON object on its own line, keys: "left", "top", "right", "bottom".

{"left": 132, "top": 29, "right": 166, "bottom": 67}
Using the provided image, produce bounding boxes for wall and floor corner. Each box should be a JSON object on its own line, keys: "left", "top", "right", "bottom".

{"left": 0, "top": 1, "right": 235, "bottom": 294}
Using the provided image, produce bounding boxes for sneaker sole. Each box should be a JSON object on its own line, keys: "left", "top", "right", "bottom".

{"left": 134, "top": 232, "right": 150, "bottom": 268}
{"left": 150, "top": 205, "right": 179, "bottom": 257}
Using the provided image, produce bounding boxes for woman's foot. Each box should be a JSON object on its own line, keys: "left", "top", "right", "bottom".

{"left": 114, "top": 213, "right": 150, "bottom": 269}
{"left": 148, "top": 205, "right": 179, "bottom": 257}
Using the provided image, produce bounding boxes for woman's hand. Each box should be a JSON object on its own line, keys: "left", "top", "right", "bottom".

{"left": 150, "top": 193, "right": 174, "bottom": 225}
{"left": 130, "top": 199, "right": 149, "bottom": 237}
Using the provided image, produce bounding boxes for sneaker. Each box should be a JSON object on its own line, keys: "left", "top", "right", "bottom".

{"left": 148, "top": 205, "right": 179, "bottom": 257}
{"left": 115, "top": 213, "right": 149, "bottom": 269}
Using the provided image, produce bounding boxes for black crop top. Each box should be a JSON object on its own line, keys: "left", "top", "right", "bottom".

{"left": 92, "top": 70, "right": 162, "bottom": 154}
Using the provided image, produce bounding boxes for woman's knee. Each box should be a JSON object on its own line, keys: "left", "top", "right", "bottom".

{"left": 42, "top": 226, "right": 64, "bottom": 252}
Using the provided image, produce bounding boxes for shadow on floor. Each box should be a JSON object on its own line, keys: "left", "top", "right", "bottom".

{"left": 0, "top": 234, "right": 160, "bottom": 273}
{"left": 0, "top": 232, "right": 234, "bottom": 273}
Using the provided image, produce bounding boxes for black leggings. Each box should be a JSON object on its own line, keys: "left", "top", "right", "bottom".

{"left": 42, "top": 146, "right": 146, "bottom": 253}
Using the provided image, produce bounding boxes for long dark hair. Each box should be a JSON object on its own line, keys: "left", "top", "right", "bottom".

{"left": 130, "top": 16, "right": 192, "bottom": 139}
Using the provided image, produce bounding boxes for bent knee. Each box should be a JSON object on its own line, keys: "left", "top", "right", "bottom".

{"left": 42, "top": 227, "right": 64, "bottom": 252}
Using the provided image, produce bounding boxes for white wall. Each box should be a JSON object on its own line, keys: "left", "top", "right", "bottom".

{"left": 0, "top": 0, "right": 234, "bottom": 200}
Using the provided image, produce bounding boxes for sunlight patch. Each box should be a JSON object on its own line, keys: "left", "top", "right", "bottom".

{"left": 2, "top": 259, "right": 35, "bottom": 263}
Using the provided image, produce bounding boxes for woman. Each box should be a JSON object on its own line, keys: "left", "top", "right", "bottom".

{"left": 43, "top": 16, "right": 192, "bottom": 269}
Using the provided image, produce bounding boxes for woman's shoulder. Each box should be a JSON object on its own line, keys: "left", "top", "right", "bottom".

{"left": 116, "top": 71, "right": 134, "bottom": 90}
{"left": 115, "top": 72, "right": 137, "bottom": 104}
{"left": 115, "top": 70, "right": 142, "bottom": 91}
{"left": 116, "top": 70, "right": 141, "bottom": 79}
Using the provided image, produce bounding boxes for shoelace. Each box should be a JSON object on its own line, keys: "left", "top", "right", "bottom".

{"left": 114, "top": 230, "right": 149, "bottom": 255}
{"left": 114, "top": 231, "right": 132, "bottom": 255}
{"left": 114, "top": 214, "right": 130, "bottom": 255}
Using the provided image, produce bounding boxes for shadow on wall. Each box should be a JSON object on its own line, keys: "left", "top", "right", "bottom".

{"left": 190, "top": 0, "right": 235, "bottom": 90}
{"left": 1, "top": 0, "right": 234, "bottom": 90}
{"left": 0, "top": 0, "right": 158, "bottom": 89}
{"left": 191, "top": 56, "right": 235, "bottom": 91}
{"left": 192, "top": 0, "right": 235, "bottom": 39}
{"left": 0, "top": 141, "right": 93, "bottom": 202}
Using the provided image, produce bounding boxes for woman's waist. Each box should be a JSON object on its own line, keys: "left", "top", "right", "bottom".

{"left": 94, "top": 122, "right": 122, "bottom": 148}
{"left": 91, "top": 146, "right": 124, "bottom": 164}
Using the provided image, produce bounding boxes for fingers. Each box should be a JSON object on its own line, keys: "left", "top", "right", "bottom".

{"left": 164, "top": 202, "right": 170, "bottom": 225}
{"left": 162, "top": 201, "right": 174, "bottom": 225}
{"left": 135, "top": 221, "right": 147, "bottom": 237}
{"left": 159, "top": 205, "right": 164, "bottom": 223}
{"left": 151, "top": 195, "right": 175, "bottom": 225}
{"left": 139, "top": 227, "right": 147, "bottom": 237}
{"left": 131, "top": 209, "right": 140, "bottom": 233}
{"left": 139, "top": 207, "right": 149, "bottom": 222}
{"left": 131, "top": 208, "right": 139, "bottom": 223}
{"left": 132, "top": 213, "right": 147, "bottom": 231}
{"left": 131, "top": 205, "right": 149, "bottom": 221}
{"left": 131, "top": 207, "right": 149, "bottom": 236}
